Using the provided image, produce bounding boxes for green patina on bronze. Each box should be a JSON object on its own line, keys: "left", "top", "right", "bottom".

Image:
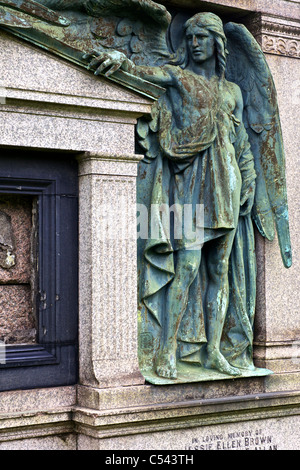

{"left": 0, "top": 0, "right": 292, "bottom": 384}
{"left": 0, "top": 0, "right": 71, "bottom": 26}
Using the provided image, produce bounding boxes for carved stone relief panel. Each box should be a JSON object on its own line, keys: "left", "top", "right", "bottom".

{"left": 262, "top": 35, "right": 300, "bottom": 58}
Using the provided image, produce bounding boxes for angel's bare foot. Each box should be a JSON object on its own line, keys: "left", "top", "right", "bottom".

{"left": 156, "top": 348, "right": 177, "bottom": 379}
{"left": 205, "top": 349, "right": 241, "bottom": 377}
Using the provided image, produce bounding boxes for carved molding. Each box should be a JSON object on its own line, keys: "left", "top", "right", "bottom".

{"left": 245, "top": 14, "right": 300, "bottom": 59}
{"left": 262, "top": 35, "right": 300, "bottom": 58}
{"left": 261, "top": 21, "right": 300, "bottom": 39}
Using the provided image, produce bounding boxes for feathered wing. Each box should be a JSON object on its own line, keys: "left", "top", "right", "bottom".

{"left": 40, "top": 1, "right": 171, "bottom": 161}
{"left": 36, "top": 0, "right": 172, "bottom": 65}
{"left": 225, "top": 22, "right": 292, "bottom": 268}
{"left": 0, "top": 0, "right": 71, "bottom": 25}
{"left": 38, "top": 0, "right": 85, "bottom": 9}
{"left": 0, "top": 6, "right": 31, "bottom": 27}
{"left": 83, "top": 0, "right": 172, "bottom": 67}
{"left": 79, "top": 0, "right": 173, "bottom": 161}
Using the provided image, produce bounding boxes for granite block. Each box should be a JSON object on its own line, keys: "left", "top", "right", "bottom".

{"left": 0, "top": 31, "right": 152, "bottom": 107}
{"left": 0, "top": 386, "right": 76, "bottom": 414}
{"left": 95, "top": 415, "right": 300, "bottom": 450}
{"left": 253, "top": 54, "right": 300, "bottom": 346}
{"left": 0, "top": 435, "right": 76, "bottom": 450}
{"left": 78, "top": 154, "right": 144, "bottom": 388}
{"left": 158, "top": 0, "right": 299, "bottom": 20}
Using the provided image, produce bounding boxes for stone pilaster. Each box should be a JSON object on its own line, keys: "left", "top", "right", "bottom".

{"left": 77, "top": 152, "right": 145, "bottom": 388}
{"left": 245, "top": 12, "right": 300, "bottom": 58}
{"left": 244, "top": 13, "right": 300, "bottom": 383}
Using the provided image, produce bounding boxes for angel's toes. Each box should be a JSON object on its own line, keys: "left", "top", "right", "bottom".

{"left": 156, "top": 364, "right": 177, "bottom": 379}
{"left": 156, "top": 352, "right": 177, "bottom": 379}
{"left": 206, "top": 350, "right": 241, "bottom": 377}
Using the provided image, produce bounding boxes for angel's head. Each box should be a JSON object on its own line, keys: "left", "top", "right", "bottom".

{"left": 175, "top": 12, "right": 228, "bottom": 78}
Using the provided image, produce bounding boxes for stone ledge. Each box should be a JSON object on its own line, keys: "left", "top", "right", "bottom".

{"left": 74, "top": 368, "right": 300, "bottom": 423}
{"left": 0, "top": 385, "right": 299, "bottom": 447}
{"left": 0, "top": 409, "right": 74, "bottom": 443}
{"left": 77, "top": 152, "right": 145, "bottom": 178}
{"left": 0, "top": 109, "right": 137, "bottom": 154}
{"left": 76, "top": 370, "right": 300, "bottom": 412}
{"left": 0, "top": 386, "right": 75, "bottom": 444}
{"left": 0, "top": 386, "right": 76, "bottom": 414}
{"left": 254, "top": 341, "right": 300, "bottom": 373}
{"left": 2, "top": 89, "right": 153, "bottom": 118}
{"left": 73, "top": 390, "right": 300, "bottom": 440}
{"left": 76, "top": 380, "right": 265, "bottom": 412}
{"left": 0, "top": 386, "right": 76, "bottom": 444}
{"left": 265, "top": 372, "right": 300, "bottom": 393}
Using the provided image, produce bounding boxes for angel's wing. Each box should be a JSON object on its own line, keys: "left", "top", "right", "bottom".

{"left": 68, "top": 0, "right": 172, "bottom": 161}
{"left": 88, "top": 0, "right": 171, "bottom": 66}
{"left": 41, "top": 0, "right": 172, "bottom": 66}
{"left": 38, "top": 0, "right": 84, "bottom": 9}
{"left": 0, "top": 6, "right": 30, "bottom": 27}
{"left": 0, "top": 0, "right": 70, "bottom": 25}
{"left": 224, "top": 22, "right": 292, "bottom": 268}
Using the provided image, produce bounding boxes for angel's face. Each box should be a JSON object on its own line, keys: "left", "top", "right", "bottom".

{"left": 186, "top": 25, "right": 215, "bottom": 64}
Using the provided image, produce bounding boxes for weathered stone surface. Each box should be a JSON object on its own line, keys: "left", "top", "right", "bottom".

{"left": 0, "top": 435, "right": 76, "bottom": 451}
{"left": 92, "top": 415, "right": 300, "bottom": 450}
{"left": 0, "top": 210, "right": 15, "bottom": 270}
{"left": 0, "top": 386, "right": 76, "bottom": 414}
{"left": 158, "top": 0, "right": 300, "bottom": 20}
{"left": 74, "top": 388, "right": 300, "bottom": 449}
{"left": 0, "top": 285, "right": 35, "bottom": 344}
{"left": 0, "top": 195, "right": 33, "bottom": 284}
{"left": 78, "top": 153, "right": 145, "bottom": 388}
{"left": 0, "top": 30, "right": 153, "bottom": 153}
{"left": 253, "top": 50, "right": 300, "bottom": 377}
{"left": 0, "top": 195, "right": 35, "bottom": 344}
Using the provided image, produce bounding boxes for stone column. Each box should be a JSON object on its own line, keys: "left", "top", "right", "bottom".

{"left": 78, "top": 152, "right": 145, "bottom": 389}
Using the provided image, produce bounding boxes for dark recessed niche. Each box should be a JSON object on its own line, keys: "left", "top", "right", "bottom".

{"left": 0, "top": 150, "right": 79, "bottom": 391}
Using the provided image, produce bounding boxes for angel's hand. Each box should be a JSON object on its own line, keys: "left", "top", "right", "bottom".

{"left": 240, "top": 182, "right": 255, "bottom": 216}
{"left": 82, "top": 50, "right": 133, "bottom": 77}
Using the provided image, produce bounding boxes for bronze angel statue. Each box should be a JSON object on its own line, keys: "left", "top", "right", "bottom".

{"left": 2, "top": 0, "right": 291, "bottom": 382}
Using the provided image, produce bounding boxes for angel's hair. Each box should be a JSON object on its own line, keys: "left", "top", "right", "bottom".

{"left": 213, "top": 35, "right": 228, "bottom": 79}
{"left": 170, "top": 12, "right": 229, "bottom": 79}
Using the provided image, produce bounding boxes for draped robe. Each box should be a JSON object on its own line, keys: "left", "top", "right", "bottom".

{"left": 138, "top": 65, "right": 257, "bottom": 371}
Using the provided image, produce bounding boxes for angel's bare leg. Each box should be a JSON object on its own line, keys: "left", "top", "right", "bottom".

{"left": 204, "top": 229, "right": 241, "bottom": 376}
{"left": 156, "top": 249, "right": 202, "bottom": 379}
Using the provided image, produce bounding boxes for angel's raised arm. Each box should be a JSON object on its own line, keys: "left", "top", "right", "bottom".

{"left": 83, "top": 50, "right": 173, "bottom": 87}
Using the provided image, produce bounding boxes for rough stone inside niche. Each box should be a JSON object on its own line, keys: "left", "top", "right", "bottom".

{"left": 0, "top": 195, "right": 37, "bottom": 345}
